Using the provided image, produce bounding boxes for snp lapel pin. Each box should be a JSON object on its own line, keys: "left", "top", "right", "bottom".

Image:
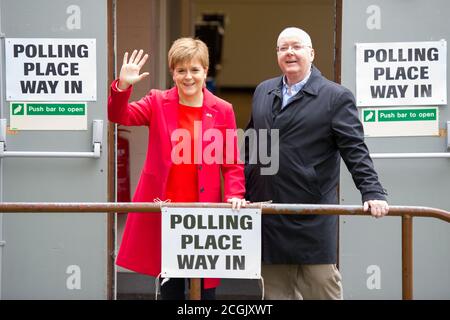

{"left": 206, "top": 113, "right": 213, "bottom": 118}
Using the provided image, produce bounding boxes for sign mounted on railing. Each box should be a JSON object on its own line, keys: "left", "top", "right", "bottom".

{"left": 356, "top": 40, "right": 447, "bottom": 106}
{"left": 5, "top": 38, "right": 97, "bottom": 101}
{"left": 161, "top": 207, "right": 261, "bottom": 279}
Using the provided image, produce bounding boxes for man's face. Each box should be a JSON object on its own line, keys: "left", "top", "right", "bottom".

{"left": 277, "top": 36, "right": 315, "bottom": 83}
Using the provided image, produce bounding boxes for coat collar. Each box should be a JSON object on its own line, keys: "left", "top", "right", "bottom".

{"left": 267, "top": 77, "right": 283, "bottom": 98}
{"left": 267, "top": 65, "right": 322, "bottom": 97}
{"left": 162, "top": 86, "right": 218, "bottom": 147}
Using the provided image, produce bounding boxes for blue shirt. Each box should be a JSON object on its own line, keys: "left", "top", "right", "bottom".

{"left": 281, "top": 71, "right": 311, "bottom": 109}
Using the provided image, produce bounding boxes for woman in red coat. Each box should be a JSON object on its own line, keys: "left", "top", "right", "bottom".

{"left": 108, "top": 38, "right": 246, "bottom": 300}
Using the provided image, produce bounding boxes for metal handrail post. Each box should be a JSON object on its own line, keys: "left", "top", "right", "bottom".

{"left": 402, "top": 214, "right": 413, "bottom": 300}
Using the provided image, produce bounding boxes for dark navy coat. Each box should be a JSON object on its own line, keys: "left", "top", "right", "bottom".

{"left": 245, "top": 66, "right": 387, "bottom": 264}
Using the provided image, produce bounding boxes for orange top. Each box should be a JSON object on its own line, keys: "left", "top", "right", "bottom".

{"left": 165, "top": 104, "right": 203, "bottom": 202}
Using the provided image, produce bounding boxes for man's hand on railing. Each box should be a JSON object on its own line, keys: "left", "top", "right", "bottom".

{"left": 364, "top": 200, "right": 389, "bottom": 218}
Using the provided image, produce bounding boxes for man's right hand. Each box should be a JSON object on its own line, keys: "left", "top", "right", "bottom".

{"left": 118, "top": 49, "right": 149, "bottom": 90}
{"left": 363, "top": 200, "right": 389, "bottom": 218}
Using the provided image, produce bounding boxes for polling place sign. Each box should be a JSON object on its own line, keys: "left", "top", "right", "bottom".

{"left": 161, "top": 207, "right": 261, "bottom": 279}
{"left": 356, "top": 41, "right": 446, "bottom": 106}
{"left": 5, "top": 38, "right": 96, "bottom": 101}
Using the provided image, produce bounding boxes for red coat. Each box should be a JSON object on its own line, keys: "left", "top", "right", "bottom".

{"left": 108, "top": 80, "right": 245, "bottom": 289}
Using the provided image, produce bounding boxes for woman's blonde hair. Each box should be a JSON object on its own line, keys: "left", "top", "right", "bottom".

{"left": 168, "top": 37, "right": 209, "bottom": 72}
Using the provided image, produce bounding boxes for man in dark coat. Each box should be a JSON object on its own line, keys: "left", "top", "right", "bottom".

{"left": 244, "top": 27, "right": 389, "bottom": 300}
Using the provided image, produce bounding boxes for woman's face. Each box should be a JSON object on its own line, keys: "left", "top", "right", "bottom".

{"left": 172, "top": 59, "right": 208, "bottom": 101}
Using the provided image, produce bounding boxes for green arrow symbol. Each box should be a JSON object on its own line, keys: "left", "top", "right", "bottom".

{"left": 12, "top": 104, "right": 25, "bottom": 115}
{"left": 364, "top": 110, "right": 375, "bottom": 122}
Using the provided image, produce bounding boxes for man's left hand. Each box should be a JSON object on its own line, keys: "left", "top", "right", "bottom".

{"left": 363, "top": 200, "right": 389, "bottom": 218}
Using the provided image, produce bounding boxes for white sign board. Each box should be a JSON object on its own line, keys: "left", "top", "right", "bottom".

{"left": 5, "top": 38, "right": 97, "bottom": 101}
{"left": 161, "top": 207, "right": 261, "bottom": 279}
{"left": 356, "top": 41, "right": 447, "bottom": 106}
{"left": 10, "top": 102, "right": 87, "bottom": 130}
{"left": 361, "top": 106, "right": 439, "bottom": 137}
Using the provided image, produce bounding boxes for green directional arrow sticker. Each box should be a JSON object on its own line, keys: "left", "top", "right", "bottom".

{"left": 363, "top": 110, "right": 376, "bottom": 122}
{"left": 11, "top": 103, "right": 25, "bottom": 115}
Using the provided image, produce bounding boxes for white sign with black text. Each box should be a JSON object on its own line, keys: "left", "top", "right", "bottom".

{"left": 5, "top": 38, "right": 96, "bottom": 101}
{"left": 161, "top": 207, "right": 261, "bottom": 279}
{"left": 356, "top": 41, "right": 447, "bottom": 106}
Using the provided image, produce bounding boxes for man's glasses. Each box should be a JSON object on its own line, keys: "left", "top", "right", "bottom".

{"left": 277, "top": 44, "right": 311, "bottom": 53}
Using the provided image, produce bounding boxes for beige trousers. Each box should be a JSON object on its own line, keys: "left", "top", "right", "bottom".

{"left": 261, "top": 264, "right": 343, "bottom": 300}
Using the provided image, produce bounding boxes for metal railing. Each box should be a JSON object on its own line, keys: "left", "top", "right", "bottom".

{"left": 0, "top": 202, "right": 449, "bottom": 300}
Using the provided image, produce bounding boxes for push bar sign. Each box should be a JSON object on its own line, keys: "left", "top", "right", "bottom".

{"left": 161, "top": 207, "right": 261, "bottom": 279}
{"left": 5, "top": 38, "right": 96, "bottom": 101}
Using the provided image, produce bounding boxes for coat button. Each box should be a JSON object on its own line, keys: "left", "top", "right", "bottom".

{"left": 198, "top": 165, "right": 202, "bottom": 170}
{"left": 200, "top": 187, "right": 205, "bottom": 193}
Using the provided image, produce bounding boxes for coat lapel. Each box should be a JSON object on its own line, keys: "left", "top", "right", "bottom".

{"left": 267, "top": 77, "right": 283, "bottom": 126}
{"left": 162, "top": 87, "right": 179, "bottom": 148}
{"left": 201, "top": 88, "right": 218, "bottom": 132}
